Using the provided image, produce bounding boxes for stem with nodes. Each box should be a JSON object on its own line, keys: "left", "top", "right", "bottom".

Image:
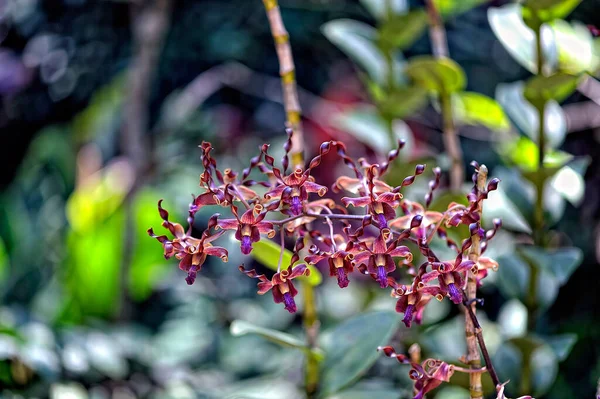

{"left": 262, "top": 0, "right": 305, "bottom": 168}
{"left": 465, "top": 164, "right": 488, "bottom": 399}
{"left": 262, "top": 2, "right": 314, "bottom": 392}
{"left": 424, "top": 0, "right": 464, "bottom": 192}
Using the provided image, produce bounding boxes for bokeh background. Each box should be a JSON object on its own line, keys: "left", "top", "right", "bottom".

{"left": 1, "top": 0, "right": 599, "bottom": 398}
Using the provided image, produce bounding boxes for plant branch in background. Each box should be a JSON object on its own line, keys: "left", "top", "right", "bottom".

{"left": 424, "top": 0, "right": 464, "bottom": 191}
{"left": 262, "top": 1, "right": 316, "bottom": 394}
{"left": 120, "top": 0, "right": 172, "bottom": 319}
{"left": 262, "top": 0, "right": 305, "bottom": 168}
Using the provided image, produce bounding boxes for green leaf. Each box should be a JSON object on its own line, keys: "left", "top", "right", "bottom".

{"left": 230, "top": 320, "right": 324, "bottom": 360}
{"left": 378, "top": 10, "right": 428, "bottom": 51}
{"left": 549, "top": 20, "right": 600, "bottom": 74}
{"left": 531, "top": 344, "right": 559, "bottom": 396}
{"left": 550, "top": 163, "right": 585, "bottom": 206}
{"left": 452, "top": 91, "right": 511, "bottom": 131}
{"left": 495, "top": 81, "right": 567, "bottom": 149}
{"left": 433, "top": 0, "right": 490, "bottom": 18}
{"left": 519, "top": 246, "right": 583, "bottom": 285}
{"left": 498, "top": 299, "right": 528, "bottom": 339}
{"left": 331, "top": 106, "right": 416, "bottom": 154}
{"left": 483, "top": 186, "right": 532, "bottom": 234}
{"left": 500, "top": 136, "right": 573, "bottom": 174}
{"left": 524, "top": 73, "right": 580, "bottom": 107}
{"left": 322, "top": 19, "right": 403, "bottom": 86}
{"left": 359, "top": 0, "right": 409, "bottom": 21}
{"left": 496, "top": 254, "right": 529, "bottom": 300}
{"left": 376, "top": 86, "right": 429, "bottom": 120}
{"left": 488, "top": 4, "right": 556, "bottom": 74}
{"left": 523, "top": 0, "right": 582, "bottom": 24}
{"left": 326, "top": 387, "right": 403, "bottom": 399}
{"left": 405, "top": 56, "right": 466, "bottom": 94}
{"left": 545, "top": 334, "right": 577, "bottom": 361}
{"left": 251, "top": 240, "right": 322, "bottom": 286}
{"left": 319, "top": 311, "right": 399, "bottom": 395}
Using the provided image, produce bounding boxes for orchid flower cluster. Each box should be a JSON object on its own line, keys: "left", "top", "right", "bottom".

{"left": 148, "top": 132, "right": 502, "bottom": 327}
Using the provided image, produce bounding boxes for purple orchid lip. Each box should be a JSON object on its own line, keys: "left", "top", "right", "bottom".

{"left": 447, "top": 283, "right": 462, "bottom": 304}
{"left": 403, "top": 304, "right": 414, "bottom": 327}
{"left": 290, "top": 196, "right": 302, "bottom": 215}
{"left": 283, "top": 292, "right": 297, "bottom": 313}
{"left": 240, "top": 236, "right": 253, "bottom": 255}
{"left": 377, "top": 213, "right": 388, "bottom": 229}
{"left": 337, "top": 267, "right": 349, "bottom": 288}
{"left": 376, "top": 266, "right": 388, "bottom": 288}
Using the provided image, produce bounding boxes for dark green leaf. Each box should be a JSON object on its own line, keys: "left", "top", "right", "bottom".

{"left": 524, "top": 73, "right": 580, "bottom": 107}
{"left": 378, "top": 10, "right": 428, "bottom": 51}
{"left": 326, "top": 387, "right": 403, "bottom": 399}
{"left": 320, "top": 311, "right": 399, "bottom": 395}
{"left": 493, "top": 342, "right": 523, "bottom": 390}
{"left": 251, "top": 240, "right": 322, "bottom": 286}
{"left": 453, "top": 91, "right": 511, "bottom": 131}
{"left": 230, "top": 320, "right": 324, "bottom": 360}
{"left": 531, "top": 344, "right": 559, "bottom": 396}
{"left": 519, "top": 246, "right": 583, "bottom": 285}
{"left": 405, "top": 56, "right": 466, "bottom": 94}
{"left": 496, "top": 254, "right": 529, "bottom": 299}
{"left": 484, "top": 186, "right": 532, "bottom": 234}
{"left": 544, "top": 334, "right": 577, "bottom": 361}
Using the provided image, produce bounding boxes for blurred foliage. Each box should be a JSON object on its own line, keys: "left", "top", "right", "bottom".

{"left": 0, "top": 0, "right": 599, "bottom": 398}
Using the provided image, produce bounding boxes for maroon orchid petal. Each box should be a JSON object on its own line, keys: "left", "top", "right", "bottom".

{"left": 264, "top": 185, "right": 286, "bottom": 200}
{"left": 287, "top": 264, "right": 310, "bottom": 280}
{"left": 203, "top": 245, "right": 229, "bottom": 262}
{"left": 216, "top": 218, "right": 239, "bottom": 230}
{"left": 304, "top": 181, "right": 327, "bottom": 196}
{"left": 256, "top": 221, "right": 276, "bottom": 237}
{"left": 341, "top": 196, "right": 371, "bottom": 208}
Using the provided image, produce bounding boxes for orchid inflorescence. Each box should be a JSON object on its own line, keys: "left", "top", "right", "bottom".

{"left": 148, "top": 130, "right": 507, "bottom": 397}
{"left": 148, "top": 130, "right": 502, "bottom": 324}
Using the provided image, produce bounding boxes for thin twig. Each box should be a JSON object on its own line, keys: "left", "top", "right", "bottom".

{"left": 424, "top": 0, "right": 464, "bottom": 191}
{"left": 120, "top": 0, "right": 172, "bottom": 319}
{"left": 462, "top": 293, "right": 501, "bottom": 388}
{"left": 465, "top": 164, "right": 488, "bottom": 399}
{"left": 262, "top": 0, "right": 305, "bottom": 168}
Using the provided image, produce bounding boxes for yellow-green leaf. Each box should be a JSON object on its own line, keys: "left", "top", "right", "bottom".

{"left": 377, "top": 10, "right": 428, "bottom": 51}
{"left": 405, "top": 56, "right": 466, "bottom": 94}
{"left": 251, "top": 240, "right": 322, "bottom": 286}
{"left": 523, "top": 0, "right": 582, "bottom": 25}
{"left": 524, "top": 73, "right": 580, "bottom": 107}
{"left": 453, "top": 91, "right": 511, "bottom": 131}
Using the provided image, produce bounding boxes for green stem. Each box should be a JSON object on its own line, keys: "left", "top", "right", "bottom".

{"left": 302, "top": 282, "right": 319, "bottom": 397}
{"left": 523, "top": 23, "right": 546, "bottom": 396}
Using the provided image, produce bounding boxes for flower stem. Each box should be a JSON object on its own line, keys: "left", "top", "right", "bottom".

{"left": 302, "top": 281, "right": 320, "bottom": 397}
{"left": 465, "top": 165, "right": 488, "bottom": 399}
{"left": 262, "top": 0, "right": 304, "bottom": 168}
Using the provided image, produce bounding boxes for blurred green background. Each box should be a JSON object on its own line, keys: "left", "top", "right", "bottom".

{"left": 0, "top": 0, "right": 599, "bottom": 398}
